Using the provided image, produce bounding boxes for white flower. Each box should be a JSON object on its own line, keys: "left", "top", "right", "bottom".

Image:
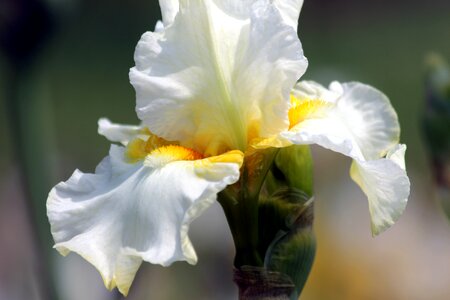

{"left": 48, "top": 0, "right": 307, "bottom": 295}
{"left": 47, "top": 0, "right": 410, "bottom": 296}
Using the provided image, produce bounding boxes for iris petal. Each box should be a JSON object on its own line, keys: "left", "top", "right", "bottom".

{"left": 279, "top": 81, "right": 409, "bottom": 234}
{"left": 284, "top": 81, "right": 400, "bottom": 160}
{"left": 97, "top": 118, "right": 146, "bottom": 145}
{"left": 158, "top": 0, "right": 179, "bottom": 27}
{"left": 350, "top": 145, "right": 410, "bottom": 235}
{"left": 47, "top": 145, "right": 243, "bottom": 295}
{"left": 273, "top": 0, "right": 304, "bottom": 31}
{"left": 130, "top": 0, "right": 307, "bottom": 155}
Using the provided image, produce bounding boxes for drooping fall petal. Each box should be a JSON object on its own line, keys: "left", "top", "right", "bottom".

{"left": 47, "top": 145, "right": 243, "bottom": 295}
{"left": 276, "top": 81, "right": 409, "bottom": 234}
{"left": 350, "top": 144, "right": 410, "bottom": 235}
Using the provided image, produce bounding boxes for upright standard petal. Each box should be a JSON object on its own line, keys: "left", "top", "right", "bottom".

{"left": 130, "top": 0, "right": 307, "bottom": 156}
{"left": 273, "top": 0, "right": 304, "bottom": 31}
{"left": 47, "top": 145, "right": 243, "bottom": 295}
{"left": 277, "top": 81, "right": 409, "bottom": 234}
{"left": 158, "top": 0, "right": 179, "bottom": 27}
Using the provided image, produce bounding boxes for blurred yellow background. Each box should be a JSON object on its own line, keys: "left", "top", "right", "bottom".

{"left": 0, "top": 0, "right": 449, "bottom": 299}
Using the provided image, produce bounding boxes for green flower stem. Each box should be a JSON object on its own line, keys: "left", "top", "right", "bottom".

{"left": 220, "top": 146, "right": 315, "bottom": 300}
{"left": 233, "top": 266, "right": 295, "bottom": 300}
{"left": 219, "top": 189, "right": 262, "bottom": 267}
{"left": 218, "top": 148, "right": 279, "bottom": 267}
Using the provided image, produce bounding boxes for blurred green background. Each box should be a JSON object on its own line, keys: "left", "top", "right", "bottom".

{"left": 0, "top": 0, "right": 449, "bottom": 299}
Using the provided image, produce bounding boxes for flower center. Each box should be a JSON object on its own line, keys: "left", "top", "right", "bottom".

{"left": 146, "top": 145, "right": 204, "bottom": 167}
{"left": 125, "top": 135, "right": 171, "bottom": 163}
{"left": 125, "top": 131, "right": 204, "bottom": 167}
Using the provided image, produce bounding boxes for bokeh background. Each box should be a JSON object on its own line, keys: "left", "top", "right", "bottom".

{"left": 1, "top": 0, "right": 449, "bottom": 299}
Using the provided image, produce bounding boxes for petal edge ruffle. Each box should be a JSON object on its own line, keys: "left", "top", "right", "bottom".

{"left": 47, "top": 145, "right": 243, "bottom": 295}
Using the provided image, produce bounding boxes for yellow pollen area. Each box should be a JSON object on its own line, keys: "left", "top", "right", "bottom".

{"left": 149, "top": 145, "right": 204, "bottom": 162}
{"left": 127, "top": 135, "right": 205, "bottom": 167}
{"left": 288, "top": 95, "right": 333, "bottom": 129}
{"left": 125, "top": 131, "right": 173, "bottom": 163}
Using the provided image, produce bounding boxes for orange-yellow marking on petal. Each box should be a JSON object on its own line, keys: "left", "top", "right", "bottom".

{"left": 204, "top": 150, "right": 244, "bottom": 166}
{"left": 150, "top": 145, "right": 204, "bottom": 161}
{"left": 125, "top": 129, "right": 173, "bottom": 163}
{"left": 194, "top": 150, "right": 244, "bottom": 179}
{"left": 288, "top": 95, "right": 333, "bottom": 129}
{"left": 145, "top": 145, "right": 204, "bottom": 168}
{"left": 145, "top": 134, "right": 172, "bottom": 151}
{"left": 249, "top": 135, "right": 292, "bottom": 150}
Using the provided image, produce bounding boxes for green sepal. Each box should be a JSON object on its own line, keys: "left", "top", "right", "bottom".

{"left": 218, "top": 148, "right": 280, "bottom": 267}
{"left": 265, "top": 145, "right": 313, "bottom": 197}
{"left": 256, "top": 145, "right": 315, "bottom": 299}
{"left": 259, "top": 188, "right": 315, "bottom": 300}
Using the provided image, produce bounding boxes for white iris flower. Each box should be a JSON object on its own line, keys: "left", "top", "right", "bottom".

{"left": 47, "top": 0, "right": 409, "bottom": 296}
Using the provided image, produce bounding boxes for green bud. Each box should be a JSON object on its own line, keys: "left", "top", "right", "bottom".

{"left": 425, "top": 53, "right": 450, "bottom": 100}
{"left": 259, "top": 188, "right": 315, "bottom": 300}
{"left": 258, "top": 145, "right": 316, "bottom": 299}
{"left": 265, "top": 145, "right": 313, "bottom": 197}
{"left": 423, "top": 53, "right": 450, "bottom": 217}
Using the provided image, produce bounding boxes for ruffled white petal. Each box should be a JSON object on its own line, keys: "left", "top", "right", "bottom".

{"left": 47, "top": 145, "right": 243, "bottom": 295}
{"left": 385, "top": 143, "right": 407, "bottom": 170}
{"left": 273, "top": 0, "right": 304, "bottom": 31}
{"left": 350, "top": 144, "right": 410, "bottom": 235}
{"left": 98, "top": 118, "right": 145, "bottom": 145}
{"left": 130, "top": 0, "right": 307, "bottom": 156}
{"left": 159, "top": 0, "right": 304, "bottom": 31}
{"left": 158, "top": 0, "right": 179, "bottom": 27}
{"left": 281, "top": 81, "right": 409, "bottom": 234}
{"left": 154, "top": 20, "right": 165, "bottom": 33}
{"left": 291, "top": 80, "right": 342, "bottom": 103}
{"left": 283, "top": 81, "right": 400, "bottom": 161}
